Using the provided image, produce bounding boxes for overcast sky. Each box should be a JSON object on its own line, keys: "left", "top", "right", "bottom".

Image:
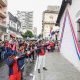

{"left": 8, "top": 0, "right": 62, "bottom": 35}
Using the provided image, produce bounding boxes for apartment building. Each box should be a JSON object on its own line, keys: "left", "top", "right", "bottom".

{"left": 17, "top": 11, "right": 33, "bottom": 33}
{"left": 0, "top": 0, "right": 7, "bottom": 40}
{"left": 7, "top": 12, "right": 22, "bottom": 38}
{"left": 0, "top": 0, "right": 7, "bottom": 33}
{"left": 27, "top": 12, "right": 33, "bottom": 31}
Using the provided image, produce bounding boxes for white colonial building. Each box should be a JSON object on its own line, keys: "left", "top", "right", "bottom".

{"left": 56, "top": 0, "right": 80, "bottom": 71}
{"left": 42, "top": 6, "right": 60, "bottom": 39}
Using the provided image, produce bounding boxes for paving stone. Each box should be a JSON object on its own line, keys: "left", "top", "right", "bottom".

{"left": 1, "top": 52, "right": 80, "bottom": 80}
{"left": 35, "top": 52, "right": 80, "bottom": 80}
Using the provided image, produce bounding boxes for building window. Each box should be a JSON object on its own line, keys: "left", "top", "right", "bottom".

{"left": 77, "top": 19, "right": 80, "bottom": 47}
{"left": 0, "top": 17, "right": 2, "bottom": 23}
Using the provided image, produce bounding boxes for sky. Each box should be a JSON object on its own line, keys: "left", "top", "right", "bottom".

{"left": 8, "top": 0, "right": 62, "bottom": 35}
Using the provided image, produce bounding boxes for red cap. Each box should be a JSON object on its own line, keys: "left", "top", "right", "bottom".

{"left": 10, "top": 33, "right": 16, "bottom": 38}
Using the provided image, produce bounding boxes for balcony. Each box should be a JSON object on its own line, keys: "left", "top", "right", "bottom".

{"left": 0, "top": 0, "right": 7, "bottom": 7}
{"left": 0, "top": 22, "right": 6, "bottom": 30}
{"left": 0, "top": 9, "right": 6, "bottom": 18}
{"left": 43, "top": 22, "right": 55, "bottom": 24}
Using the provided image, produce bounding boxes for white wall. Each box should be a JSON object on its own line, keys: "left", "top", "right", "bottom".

{"left": 44, "top": 13, "right": 58, "bottom": 23}
{"left": 43, "top": 12, "right": 58, "bottom": 38}
{"left": 68, "top": 0, "right": 80, "bottom": 38}
{"left": 60, "top": 15, "right": 80, "bottom": 71}
{"left": 43, "top": 24, "right": 58, "bottom": 38}
{"left": 59, "top": 1, "right": 80, "bottom": 71}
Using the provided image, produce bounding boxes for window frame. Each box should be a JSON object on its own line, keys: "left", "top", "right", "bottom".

{"left": 77, "top": 19, "right": 80, "bottom": 47}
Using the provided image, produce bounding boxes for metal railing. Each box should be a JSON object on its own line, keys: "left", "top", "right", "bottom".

{"left": 0, "top": 0, "right": 7, "bottom": 7}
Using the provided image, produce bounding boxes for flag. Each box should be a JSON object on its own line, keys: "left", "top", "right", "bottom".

{"left": 50, "top": 27, "right": 52, "bottom": 38}
{"left": 51, "top": 31, "right": 55, "bottom": 35}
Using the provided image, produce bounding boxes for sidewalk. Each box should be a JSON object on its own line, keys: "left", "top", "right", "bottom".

{"left": 0, "top": 62, "right": 8, "bottom": 80}
{"left": 0, "top": 60, "right": 35, "bottom": 80}
{"left": 34, "top": 51, "right": 80, "bottom": 80}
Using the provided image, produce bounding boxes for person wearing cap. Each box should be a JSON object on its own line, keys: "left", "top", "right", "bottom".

{"left": 28, "top": 41, "right": 35, "bottom": 62}
{"left": 0, "top": 41, "right": 6, "bottom": 60}
{"left": 9, "top": 34, "right": 17, "bottom": 55}
{"left": 5, "top": 52, "right": 21, "bottom": 80}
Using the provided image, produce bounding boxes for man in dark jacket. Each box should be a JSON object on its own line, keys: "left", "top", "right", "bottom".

{"left": 28, "top": 41, "right": 35, "bottom": 62}
{"left": 5, "top": 51, "right": 21, "bottom": 80}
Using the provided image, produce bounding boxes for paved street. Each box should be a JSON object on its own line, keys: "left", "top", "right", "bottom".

{"left": 0, "top": 60, "right": 35, "bottom": 80}
{"left": 0, "top": 62, "right": 8, "bottom": 80}
{"left": 23, "top": 60, "right": 35, "bottom": 80}
{"left": 0, "top": 51, "right": 80, "bottom": 80}
{"left": 34, "top": 51, "right": 80, "bottom": 80}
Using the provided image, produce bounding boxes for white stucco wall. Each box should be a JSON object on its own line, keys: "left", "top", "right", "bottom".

{"left": 59, "top": 0, "right": 80, "bottom": 71}
{"left": 60, "top": 15, "right": 80, "bottom": 71}
{"left": 44, "top": 13, "right": 58, "bottom": 23}
{"left": 43, "top": 24, "right": 53, "bottom": 38}
{"left": 68, "top": 0, "right": 80, "bottom": 38}
{"left": 43, "top": 24, "right": 59, "bottom": 38}
{"left": 43, "top": 12, "right": 59, "bottom": 38}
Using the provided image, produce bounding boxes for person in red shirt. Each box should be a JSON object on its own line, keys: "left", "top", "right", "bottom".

{"left": 50, "top": 41, "right": 55, "bottom": 52}
{"left": 37, "top": 40, "right": 47, "bottom": 73}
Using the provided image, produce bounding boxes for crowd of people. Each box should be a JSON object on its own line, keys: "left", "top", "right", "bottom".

{"left": 0, "top": 33, "right": 55, "bottom": 80}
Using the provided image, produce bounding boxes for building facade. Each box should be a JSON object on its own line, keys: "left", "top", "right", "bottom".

{"left": 17, "top": 11, "right": 33, "bottom": 33}
{"left": 0, "top": 0, "right": 7, "bottom": 40}
{"left": 42, "top": 6, "right": 60, "bottom": 39}
{"left": 33, "top": 27, "right": 37, "bottom": 36}
{"left": 56, "top": 0, "right": 80, "bottom": 71}
{"left": 7, "top": 12, "right": 22, "bottom": 39}
{"left": 27, "top": 12, "right": 33, "bottom": 31}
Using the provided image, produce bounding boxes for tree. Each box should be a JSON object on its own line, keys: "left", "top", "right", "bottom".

{"left": 22, "top": 30, "right": 33, "bottom": 38}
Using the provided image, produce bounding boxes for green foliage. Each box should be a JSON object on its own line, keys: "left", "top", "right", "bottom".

{"left": 22, "top": 30, "right": 33, "bottom": 38}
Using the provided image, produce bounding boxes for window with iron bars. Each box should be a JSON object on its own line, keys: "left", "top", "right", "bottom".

{"left": 77, "top": 19, "right": 80, "bottom": 47}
